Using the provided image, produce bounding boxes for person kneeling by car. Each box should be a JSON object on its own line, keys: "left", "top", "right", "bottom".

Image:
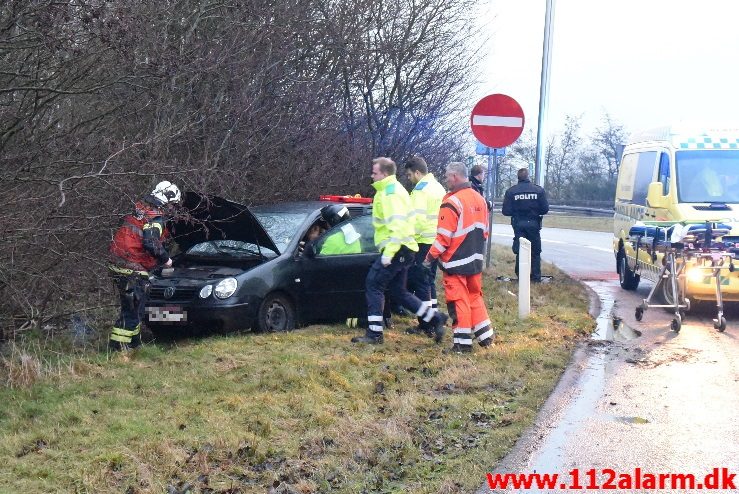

{"left": 108, "top": 181, "right": 181, "bottom": 352}
{"left": 300, "top": 205, "right": 361, "bottom": 255}
{"left": 316, "top": 205, "right": 362, "bottom": 255}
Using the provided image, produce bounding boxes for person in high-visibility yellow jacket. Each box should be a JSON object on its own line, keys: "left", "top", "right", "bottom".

{"left": 316, "top": 205, "right": 362, "bottom": 255}
{"left": 350, "top": 157, "right": 448, "bottom": 345}
{"left": 403, "top": 155, "right": 446, "bottom": 336}
{"left": 321, "top": 227, "right": 361, "bottom": 255}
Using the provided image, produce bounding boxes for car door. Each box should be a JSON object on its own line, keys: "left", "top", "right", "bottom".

{"left": 297, "top": 214, "right": 378, "bottom": 322}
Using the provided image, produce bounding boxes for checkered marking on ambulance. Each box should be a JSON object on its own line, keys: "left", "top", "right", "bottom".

{"left": 677, "top": 136, "right": 739, "bottom": 150}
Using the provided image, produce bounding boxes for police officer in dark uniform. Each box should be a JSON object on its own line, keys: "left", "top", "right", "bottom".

{"left": 502, "top": 168, "right": 549, "bottom": 282}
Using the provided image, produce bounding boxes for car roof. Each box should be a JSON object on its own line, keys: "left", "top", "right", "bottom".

{"left": 251, "top": 201, "right": 372, "bottom": 215}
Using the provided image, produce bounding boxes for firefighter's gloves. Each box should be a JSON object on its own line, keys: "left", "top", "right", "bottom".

{"left": 381, "top": 255, "right": 392, "bottom": 267}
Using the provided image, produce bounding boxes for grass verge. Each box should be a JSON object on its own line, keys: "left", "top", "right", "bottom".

{"left": 0, "top": 246, "right": 593, "bottom": 493}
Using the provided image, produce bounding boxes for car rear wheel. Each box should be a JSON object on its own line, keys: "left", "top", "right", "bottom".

{"left": 257, "top": 293, "right": 296, "bottom": 332}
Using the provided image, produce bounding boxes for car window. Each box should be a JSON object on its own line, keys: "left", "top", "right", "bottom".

{"left": 186, "top": 239, "right": 267, "bottom": 258}
{"left": 315, "top": 215, "right": 377, "bottom": 256}
{"left": 253, "top": 212, "right": 310, "bottom": 253}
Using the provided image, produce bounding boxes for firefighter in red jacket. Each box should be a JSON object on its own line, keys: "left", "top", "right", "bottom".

{"left": 424, "top": 162, "right": 494, "bottom": 353}
{"left": 108, "top": 181, "right": 181, "bottom": 351}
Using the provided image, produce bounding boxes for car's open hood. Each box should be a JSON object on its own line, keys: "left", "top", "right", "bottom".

{"left": 169, "top": 192, "right": 279, "bottom": 255}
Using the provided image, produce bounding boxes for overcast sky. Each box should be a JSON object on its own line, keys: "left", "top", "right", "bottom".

{"left": 475, "top": 0, "right": 739, "bottom": 139}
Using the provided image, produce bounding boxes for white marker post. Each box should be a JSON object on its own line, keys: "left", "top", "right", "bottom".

{"left": 518, "top": 238, "right": 531, "bottom": 318}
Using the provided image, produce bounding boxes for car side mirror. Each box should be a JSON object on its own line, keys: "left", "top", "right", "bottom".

{"left": 646, "top": 181, "right": 668, "bottom": 209}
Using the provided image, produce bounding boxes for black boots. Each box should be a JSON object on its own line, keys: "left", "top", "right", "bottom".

{"left": 351, "top": 333, "right": 384, "bottom": 344}
{"left": 445, "top": 343, "right": 472, "bottom": 354}
{"left": 431, "top": 312, "right": 448, "bottom": 343}
{"left": 405, "top": 324, "right": 434, "bottom": 337}
{"left": 352, "top": 311, "right": 448, "bottom": 345}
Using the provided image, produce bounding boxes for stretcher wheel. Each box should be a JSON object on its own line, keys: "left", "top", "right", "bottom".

{"left": 714, "top": 317, "right": 727, "bottom": 332}
{"left": 635, "top": 308, "right": 643, "bottom": 321}
{"left": 671, "top": 315, "right": 681, "bottom": 332}
{"left": 730, "top": 263, "right": 735, "bottom": 273}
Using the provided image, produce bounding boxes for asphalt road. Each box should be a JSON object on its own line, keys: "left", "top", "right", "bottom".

{"left": 480, "top": 225, "right": 739, "bottom": 493}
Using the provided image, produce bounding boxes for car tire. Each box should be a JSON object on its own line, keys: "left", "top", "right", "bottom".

{"left": 618, "top": 250, "right": 640, "bottom": 290}
{"left": 257, "top": 293, "right": 296, "bottom": 332}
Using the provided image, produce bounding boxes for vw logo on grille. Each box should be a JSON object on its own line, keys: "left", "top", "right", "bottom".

{"left": 164, "top": 286, "right": 176, "bottom": 299}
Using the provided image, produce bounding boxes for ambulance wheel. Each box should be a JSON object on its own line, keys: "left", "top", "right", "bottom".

{"left": 714, "top": 317, "right": 726, "bottom": 332}
{"left": 635, "top": 308, "right": 643, "bottom": 321}
{"left": 658, "top": 279, "right": 685, "bottom": 314}
{"left": 618, "top": 251, "right": 640, "bottom": 290}
{"left": 671, "top": 315, "right": 681, "bottom": 332}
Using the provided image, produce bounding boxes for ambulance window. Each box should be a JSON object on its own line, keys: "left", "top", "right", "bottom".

{"left": 658, "top": 152, "right": 670, "bottom": 195}
{"left": 632, "top": 151, "right": 658, "bottom": 205}
{"left": 616, "top": 153, "right": 639, "bottom": 202}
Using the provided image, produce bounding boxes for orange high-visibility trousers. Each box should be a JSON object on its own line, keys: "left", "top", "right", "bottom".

{"left": 442, "top": 273, "right": 494, "bottom": 348}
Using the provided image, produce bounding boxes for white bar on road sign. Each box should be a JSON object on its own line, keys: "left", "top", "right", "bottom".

{"left": 472, "top": 115, "right": 523, "bottom": 127}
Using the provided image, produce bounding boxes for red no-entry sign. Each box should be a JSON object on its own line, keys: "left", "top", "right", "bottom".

{"left": 470, "top": 94, "right": 525, "bottom": 148}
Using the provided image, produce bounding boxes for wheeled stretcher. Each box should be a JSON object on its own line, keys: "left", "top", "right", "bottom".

{"left": 628, "top": 221, "right": 736, "bottom": 332}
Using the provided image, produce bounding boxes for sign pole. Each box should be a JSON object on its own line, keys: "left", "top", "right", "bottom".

{"left": 485, "top": 149, "right": 494, "bottom": 268}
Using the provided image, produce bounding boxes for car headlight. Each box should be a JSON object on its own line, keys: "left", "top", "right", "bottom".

{"left": 214, "top": 278, "right": 238, "bottom": 299}
{"left": 199, "top": 285, "right": 213, "bottom": 299}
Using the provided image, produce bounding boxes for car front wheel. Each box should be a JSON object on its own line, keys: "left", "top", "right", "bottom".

{"left": 257, "top": 293, "right": 296, "bottom": 332}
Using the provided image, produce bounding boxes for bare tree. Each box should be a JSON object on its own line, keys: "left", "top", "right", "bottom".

{"left": 592, "top": 112, "right": 628, "bottom": 183}
{"left": 0, "top": 0, "right": 483, "bottom": 336}
{"left": 544, "top": 114, "right": 582, "bottom": 201}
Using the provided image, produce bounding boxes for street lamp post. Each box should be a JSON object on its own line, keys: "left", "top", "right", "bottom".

{"left": 534, "top": 0, "right": 555, "bottom": 187}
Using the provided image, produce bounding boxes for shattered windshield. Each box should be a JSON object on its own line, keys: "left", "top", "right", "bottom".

{"left": 186, "top": 240, "right": 266, "bottom": 258}
{"left": 252, "top": 212, "right": 309, "bottom": 253}
{"left": 677, "top": 150, "right": 739, "bottom": 203}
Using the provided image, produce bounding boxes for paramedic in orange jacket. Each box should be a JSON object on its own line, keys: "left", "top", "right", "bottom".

{"left": 424, "top": 162, "right": 494, "bottom": 353}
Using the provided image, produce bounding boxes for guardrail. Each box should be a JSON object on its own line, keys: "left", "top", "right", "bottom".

{"left": 491, "top": 204, "right": 613, "bottom": 217}
{"left": 547, "top": 204, "right": 613, "bottom": 217}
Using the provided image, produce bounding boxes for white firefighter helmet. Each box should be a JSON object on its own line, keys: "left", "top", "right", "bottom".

{"left": 151, "top": 181, "right": 181, "bottom": 204}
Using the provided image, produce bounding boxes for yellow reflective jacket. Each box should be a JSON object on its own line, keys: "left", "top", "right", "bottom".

{"left": 410, "top": 173, "right": 446, "bottom": 244}
{"left": 320, "top": 228, "right": 362, "bottom": 255}
{"left": 371, "top": 175, "right": 418, "bottom": 262}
